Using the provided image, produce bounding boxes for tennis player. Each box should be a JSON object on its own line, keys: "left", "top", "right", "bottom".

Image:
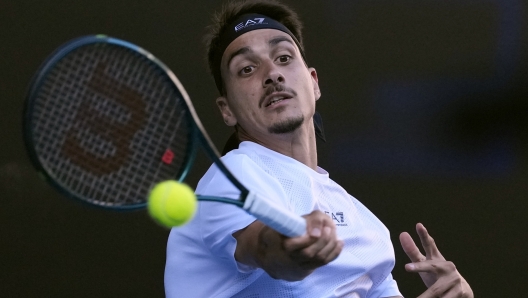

{"left": 165, "top": 1, "right": 473, "bottom": 297}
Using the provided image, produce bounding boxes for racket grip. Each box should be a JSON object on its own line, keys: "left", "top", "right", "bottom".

{"left": 243, "top": 192, "right": 306, "bottom": 237}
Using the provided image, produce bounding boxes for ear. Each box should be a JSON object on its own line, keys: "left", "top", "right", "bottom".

{"left": 216, "top": 96, "right": 237, "bottom": 126}
{"left": 308, "top": 67, "right": 321, "bottom": 101}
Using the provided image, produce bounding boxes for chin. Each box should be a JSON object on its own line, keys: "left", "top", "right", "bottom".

{"left": 268, "top": 115, "right": 304, "bottom": 134}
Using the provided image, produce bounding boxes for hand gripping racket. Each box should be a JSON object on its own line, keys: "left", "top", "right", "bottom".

{"left": 23, "top": 35, "right": 306, "bottom": 237}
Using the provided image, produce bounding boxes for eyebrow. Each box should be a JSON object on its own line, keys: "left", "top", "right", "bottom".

{"left": 226, "top": 35, "right": 295, "bottom": 69}
{"left": 226, "top": 47, "right": 252, "bottom": 69}
{"left": 268, "top": 36, "right": 294, "bottom": 47}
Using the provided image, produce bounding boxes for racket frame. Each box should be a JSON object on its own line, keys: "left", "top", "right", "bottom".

{"left": 24, "top": 35, "right": 306, "bottom": 236}
{"left": 23, "top": 35, "right": 197, "bottom": 209}
{"left": 24, "top": 35, "right": 245, "bottom": 209}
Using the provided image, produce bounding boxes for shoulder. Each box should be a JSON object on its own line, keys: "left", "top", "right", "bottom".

{"left": 196, "top": 145, "right": 279, "bottom": 196}
{"left": 213, "top": 142, "right": 282, "bottom": 178}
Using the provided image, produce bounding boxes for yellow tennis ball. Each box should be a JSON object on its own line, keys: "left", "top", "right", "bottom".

{"left": 147, "top": 180, "right": 197, "bottom": 228}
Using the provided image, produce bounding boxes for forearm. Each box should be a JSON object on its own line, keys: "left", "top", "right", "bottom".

{"left": 233, "top": 210, "right": 343, "bottom": 281}
{"left": 232, "top": 221, "right": 261, "bottom": 268}
{"left": 233, "top": 220, "right": 314, "bottom": 281}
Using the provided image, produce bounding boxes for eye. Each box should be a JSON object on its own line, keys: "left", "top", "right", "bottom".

{"left": 276, "top": 55, "right": 291, "bottom": 64}
{"left": 239, "top": 65, "right": 255, "bottom": 75}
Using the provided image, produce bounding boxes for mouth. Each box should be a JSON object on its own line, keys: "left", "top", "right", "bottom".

{"left": 264, "top": 92, "right": 293, "bottom": 108}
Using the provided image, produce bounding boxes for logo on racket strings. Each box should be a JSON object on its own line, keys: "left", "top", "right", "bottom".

{"left": 61, "top": 62, "right": 148, "bottom": 176}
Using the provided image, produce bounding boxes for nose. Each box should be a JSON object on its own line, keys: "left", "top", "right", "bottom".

{"left": 263, "top": 64, "right": 285, "bottom": 87}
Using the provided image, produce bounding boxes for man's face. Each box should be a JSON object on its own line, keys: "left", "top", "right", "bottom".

{"left": 216, "top": 29, "right": 320, "bottom": 141}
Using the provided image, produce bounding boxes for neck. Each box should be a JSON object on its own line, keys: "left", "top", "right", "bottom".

{"left": 237, "top": 120, "right": 318, "bottom": 170}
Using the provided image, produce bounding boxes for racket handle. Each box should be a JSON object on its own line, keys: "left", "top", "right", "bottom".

{"left": 243, "top": 192, "right": 306, "bottom": 237}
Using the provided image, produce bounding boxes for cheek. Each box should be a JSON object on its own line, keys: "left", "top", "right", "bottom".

{"left": 230, "top": 95, "right": 259, "bottom": 121}
{"left": 291, "top": 70, "right": 312, "bottom": 91}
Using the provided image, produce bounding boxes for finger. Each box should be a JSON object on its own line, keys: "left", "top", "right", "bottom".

{"left": 416, "top": 223, "right": 443, "bottom": 259}
{"left": 399, "top": 232, "right": 426, "bottom": 263}
{"left": 417, "top": 288, "right": 436, "bottom": 298}
{"left": 323, "top": 239, "right": 344, "bottom": 263}
{"left": 283, "top": 233, "right": 316, "bottom": 251}
{"left": 298, "top": 226, "right": 334, "bottom": 259}
{"left": 285, "top": 214, "right": 338, "bottom": 252}
{"left": 417, "top": 286, "right": 449, "bottom": 298}
{"left": 441, "top": 284, "right": 467, "bottom": 298}
{"left": 304, "top": 210, "right": 330, "bottom": 238}
{"left": 286, "top": 228, "right": 331, "bottom": 251}
{"left": 405, "top": 260, "right": 457, "bottom": 275}
{"left": 285, "top": 211, "right": 330, "bottom": 251}
{"left": 416, "top": 278, "right": 456, "bottom": 298}
{"left": 297, "top": 230, "right": 343, "bottom": 269}
{"left": 311, "top": 228, "right": 343, "bottom": 263}
{"left": 441, "top": 280, "right": 473, "bottom": 298}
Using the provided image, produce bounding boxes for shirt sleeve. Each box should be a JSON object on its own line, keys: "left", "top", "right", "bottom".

{"left": 367, "top": 273, "right": 403, "bottom": 298}
{"left": 195, "top": 154, "right": 290, "bottom": 272}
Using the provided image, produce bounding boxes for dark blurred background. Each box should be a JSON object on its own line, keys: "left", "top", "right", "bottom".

{"left": 1, "top": 0, "right": 527, "bottom": 296}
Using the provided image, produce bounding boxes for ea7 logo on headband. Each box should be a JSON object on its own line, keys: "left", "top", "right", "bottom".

{"left": 234, "top": 18, "right": 267, "bottom": 32}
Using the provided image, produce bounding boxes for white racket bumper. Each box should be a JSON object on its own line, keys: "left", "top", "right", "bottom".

{"left": 243, "top": 192, "right": 306, "bottom": 237}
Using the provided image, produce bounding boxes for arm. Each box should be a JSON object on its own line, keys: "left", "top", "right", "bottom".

{"left": 233, "top": 210, "right": 344, "bottom": 281}
{"left": 400, "top": 223, "right": 473, "bottom": 298}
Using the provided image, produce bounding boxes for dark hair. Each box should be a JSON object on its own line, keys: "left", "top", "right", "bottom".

{"left": 204, "top": 0, "right": 304, "bottom": 93}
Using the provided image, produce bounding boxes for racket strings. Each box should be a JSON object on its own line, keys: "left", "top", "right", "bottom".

{"left": 30, "top": 43, "right": 193, "bottom": 207}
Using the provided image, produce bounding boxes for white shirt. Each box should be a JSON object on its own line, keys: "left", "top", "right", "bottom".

{"left": 165, "top": 141, "right": 402, "bottom": 298}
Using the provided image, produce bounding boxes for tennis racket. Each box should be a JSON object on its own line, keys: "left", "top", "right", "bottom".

{"left": 23, "top": 35, "right": 306, "bottom": 237}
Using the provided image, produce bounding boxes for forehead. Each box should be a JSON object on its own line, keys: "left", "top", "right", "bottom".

{"left": 221, "top": 29, "right": 296, "bottom": 65}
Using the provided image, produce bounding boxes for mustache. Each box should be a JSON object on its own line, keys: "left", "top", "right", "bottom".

{"left": 259, "top": 85, "right": 297, "bottom": 107}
